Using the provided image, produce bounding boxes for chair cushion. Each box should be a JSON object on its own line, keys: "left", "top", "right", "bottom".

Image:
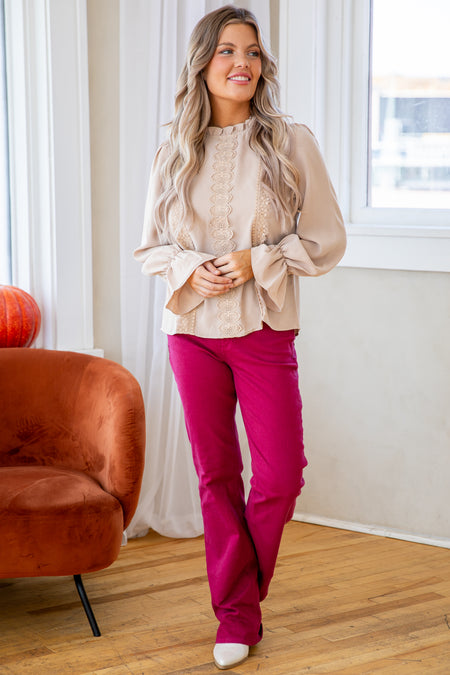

{"left": 0, "top": 466, "right": 124, "bottom": 577}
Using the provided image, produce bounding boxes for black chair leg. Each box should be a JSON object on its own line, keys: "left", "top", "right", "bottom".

{"left": 73, "top": 574, "right": 101, "bottom": 637}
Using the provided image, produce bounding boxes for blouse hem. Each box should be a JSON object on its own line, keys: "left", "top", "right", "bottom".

{"left": 160, "top": 320, "right": 301, "bottom": 339}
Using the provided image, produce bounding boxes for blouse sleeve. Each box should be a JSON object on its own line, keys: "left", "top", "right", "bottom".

{"left": 134, "top": 144, "right": 216, "bottom": 315}
{"left": 250, "top": 124, "right": 346, "bottom": 312}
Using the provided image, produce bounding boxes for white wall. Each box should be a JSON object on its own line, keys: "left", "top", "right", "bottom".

{"left": 87, "top": 0, "right": 121, "bottom": 362}
{"left": 295, "top": 267, "right": 450, "bottom": 543}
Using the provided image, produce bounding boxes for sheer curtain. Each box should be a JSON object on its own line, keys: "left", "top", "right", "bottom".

{"left": 0, "top": 0, "right": 10, "bottom": 284}
{"left": 120, "top": 0, "right": 271, "bottom": 539}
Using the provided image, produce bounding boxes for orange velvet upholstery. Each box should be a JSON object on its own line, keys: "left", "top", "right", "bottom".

{"left": 0, "top": 349, "right": 145, "bottom": 580}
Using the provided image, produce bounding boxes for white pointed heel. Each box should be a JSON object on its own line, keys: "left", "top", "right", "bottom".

{"left": 213, "top": 642, "right": 249, "bottom": 670}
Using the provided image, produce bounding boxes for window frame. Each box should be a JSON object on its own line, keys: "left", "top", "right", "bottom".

{"left": 279, "top": 0, "right": 450, "bottom": 273}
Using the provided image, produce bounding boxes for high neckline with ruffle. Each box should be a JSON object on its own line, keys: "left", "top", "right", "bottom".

{"left": 206, "top": 117, "right": 253, "bottom": 136}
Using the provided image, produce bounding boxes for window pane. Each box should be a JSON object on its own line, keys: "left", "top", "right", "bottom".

{"left": 0, "top": 0, "right": 11, "bottom": 283}
{"left": 370, "top": 0, "right": 450, "bottom": 209}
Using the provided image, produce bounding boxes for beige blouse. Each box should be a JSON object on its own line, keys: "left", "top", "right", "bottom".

{"left": 134, "top": 119, "right": 346, "bottom": 338}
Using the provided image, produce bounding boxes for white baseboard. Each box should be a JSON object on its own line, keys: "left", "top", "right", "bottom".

{"left": 292, "top": 512, "right": 450, "bottom": 549}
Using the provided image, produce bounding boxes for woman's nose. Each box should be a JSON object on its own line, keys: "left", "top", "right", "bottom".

{"left": 234, "top": 51, "right": 249, "bottom": 67}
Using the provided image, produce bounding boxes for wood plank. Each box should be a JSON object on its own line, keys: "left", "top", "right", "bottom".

{"left": 1, "top": 522, "right": 450, "bottom": 674}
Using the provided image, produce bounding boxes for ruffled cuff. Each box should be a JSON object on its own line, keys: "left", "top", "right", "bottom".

{"left": 251, "top": 244, "right": 288, "bottom": 312}
{"left": 165, "top": 249, "right": 215, "bottom": 315}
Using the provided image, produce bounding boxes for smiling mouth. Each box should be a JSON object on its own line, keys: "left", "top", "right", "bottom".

{"left": 228, "top": 75, "right": 251, "bottom": 83}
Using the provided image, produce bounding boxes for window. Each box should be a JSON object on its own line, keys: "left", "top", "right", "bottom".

{"left": 369, "top": 0, "right": 450, "bottom": 210}
{"left": 0, "top": 0, "right": 10, "bottom": 284}
{"left": 279, "top": 0, "right": 450, "bottom": 271}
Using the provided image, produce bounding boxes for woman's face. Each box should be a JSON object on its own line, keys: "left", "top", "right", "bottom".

{"left": 203, "top": 23, "right": 262, "bottom": 113}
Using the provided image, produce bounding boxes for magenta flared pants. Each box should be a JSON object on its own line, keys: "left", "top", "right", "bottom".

{"left": 168, "top": 324, "right": 307, "bottom": 645}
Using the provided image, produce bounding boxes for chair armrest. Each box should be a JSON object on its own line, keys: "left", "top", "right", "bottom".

{"left": 74, "top": 356, "right": 146, "bottom": 528}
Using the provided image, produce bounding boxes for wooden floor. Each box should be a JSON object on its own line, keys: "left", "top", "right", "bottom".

{"left": 1, "top": 522, "right": 450, "bottom": 674}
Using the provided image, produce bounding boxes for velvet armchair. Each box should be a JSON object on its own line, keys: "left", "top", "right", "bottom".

{"left": 0, "top": 348, "right": 145, "bottom": 636}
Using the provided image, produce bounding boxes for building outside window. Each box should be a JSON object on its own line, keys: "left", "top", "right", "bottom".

{"left": 370, "top": 0, "right": 450, "bottom": 209}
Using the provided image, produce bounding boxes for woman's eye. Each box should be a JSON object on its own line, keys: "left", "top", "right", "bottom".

{"left": 217, "top": 48, "right": 260, "bottom": 58}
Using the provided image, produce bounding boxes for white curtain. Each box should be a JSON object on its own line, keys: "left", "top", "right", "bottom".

{"left": 120, "top": 0, "right": 271, "bottom": 539}
{"left": 0, "top": 1, "right": 10, "bottom": 283}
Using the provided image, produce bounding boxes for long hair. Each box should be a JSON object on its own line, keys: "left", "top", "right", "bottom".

{"left": 155, "top": 5, "right": 301, "bottom": 238}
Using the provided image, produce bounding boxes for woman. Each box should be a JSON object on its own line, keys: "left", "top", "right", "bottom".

{"left": 135, "top": 5, "right": 346, "bottom": 670}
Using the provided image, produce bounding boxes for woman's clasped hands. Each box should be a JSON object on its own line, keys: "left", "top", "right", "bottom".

{"left": 188, "top": 249, "right": 254, "bottom": 298}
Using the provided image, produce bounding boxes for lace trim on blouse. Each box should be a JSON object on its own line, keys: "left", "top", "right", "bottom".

{"left": 252, "top": 162, "right": 271, "bottom": 319}
{"left": 252, "top": 163, "right": 270, "bottom": 246}
{"left": 210, "top": 132, "right": 243, "bottom": 337}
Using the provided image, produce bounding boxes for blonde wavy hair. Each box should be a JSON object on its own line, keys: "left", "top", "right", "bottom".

{"left": 155, "top": 5, "right": 301, "bottom": 237}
